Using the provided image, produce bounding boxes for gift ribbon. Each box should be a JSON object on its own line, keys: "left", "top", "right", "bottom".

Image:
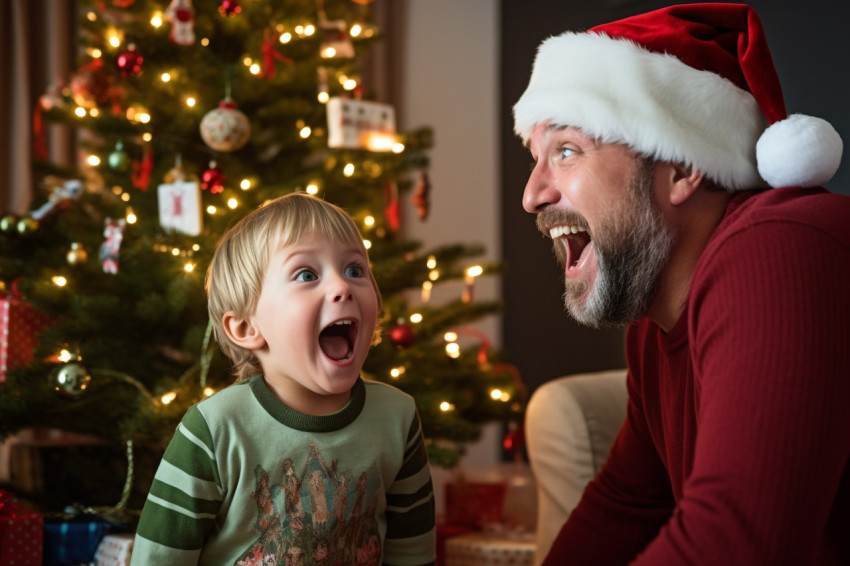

{"left": 0, "top": 489, "right": 22, "bottom": 518}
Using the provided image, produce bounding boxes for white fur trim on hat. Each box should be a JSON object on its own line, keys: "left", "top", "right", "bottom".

{"left": 513, "top": 32, "right": 770, "bottom": 190}
{"left": 756, "top": 114, "right": 843, "bottom": 188}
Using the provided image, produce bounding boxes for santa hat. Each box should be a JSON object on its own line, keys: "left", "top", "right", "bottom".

{"left": 513, "top": 3, "right": 842, "bottom": 190}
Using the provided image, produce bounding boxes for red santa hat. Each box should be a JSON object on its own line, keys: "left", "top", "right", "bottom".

{"left": 513, "top": 3, "right": 842, "bottom": 190}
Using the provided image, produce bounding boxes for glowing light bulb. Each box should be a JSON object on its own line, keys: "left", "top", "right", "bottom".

{"left": 227, "top": 198, "right": 238, "bottom": 209}
{"left": 446, "top": 343, "right": 460, "bottom": 358}
{"left": 299, "top": 126, "right": 312, "bottom": 139}
{"left": 161, "top": 392, "right": 177, "bottom": 404}
{"left": 240, "top": 179, "right": 251, "bottom": 190}
{"left": 186, "top": 96, "right": 196, "bottom": 107}
{"left": 318, "top": 91, "right": 329, "bottom": 103}
{"left": 363, "top": 239, "right": 372, "bottom": 250}
{"left": 444, "top": 332, "right": 458, "bottom": 342}
{"left": 184, "top": 262, "right": 195, "bottom": 272}
{"left": 364, "top": 216, "right": 375, "bottom": 227}
{"left": 439, "top": 401, "right": 455, "bottom": 412}
{"left": 279, "top": 32, "right": 292, "bottom": 44}
{"left": 161, "top": 72, "right": 171, "bottom": 82}
{"left": 74, "top": 107, "right": 87, "bottom": 118}
{"left": 351, "top": 24, "right": 362, "bottom": 37}
{"left": 306, "top": 183, "right": 319, "bottom": 195}
{"left": 87, "top": 155, "right": 101, "bottom": 166}
{"left": 52, "top": 276, "right": 67, "bottom": 287}
{"left": 343, "top": 163, "right": 355, "bottom": 177}
{"left": 426, "top": 255, "right": 437, "bottom": 269}
{"left": 151, "top": 12, "right": 163, "bottom": 27}
{"left": 410, "top": 313, "right": 423, "bottom": 324}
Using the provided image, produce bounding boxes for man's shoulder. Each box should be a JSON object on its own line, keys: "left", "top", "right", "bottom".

{"left": 724, "top": 187, "right": 850, "bottom": 242}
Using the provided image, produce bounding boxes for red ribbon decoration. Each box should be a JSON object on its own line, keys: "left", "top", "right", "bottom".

{"left": 131, "top": 145, "right": 153, "bottom": 191}
{"left": 261, "top": 28, "right": 293, "bottom": 80}
{"left": 32, "top": 99, "right": 48, "bottom": 161}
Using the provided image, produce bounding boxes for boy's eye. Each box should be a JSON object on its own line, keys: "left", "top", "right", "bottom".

{"left": 295, "top": 269, "right": 318, "bottom": 282}
{"left": 345, "top": 265, "right": 364, "bottom": 278}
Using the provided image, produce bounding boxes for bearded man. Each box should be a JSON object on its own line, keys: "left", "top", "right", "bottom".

{"left": 515, "top": 4, "right": 850, "bottom": 565}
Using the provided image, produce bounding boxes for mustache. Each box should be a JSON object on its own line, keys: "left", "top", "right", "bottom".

{"left": 536, "top": 208, "right": 590, "bottom": 237}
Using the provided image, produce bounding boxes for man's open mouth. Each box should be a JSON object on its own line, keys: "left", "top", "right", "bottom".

{"left": 550, "top": 225, "right": 591, "bottom": 268}
{"left": 319, "top": 319, "right": 357, "bottom": 362}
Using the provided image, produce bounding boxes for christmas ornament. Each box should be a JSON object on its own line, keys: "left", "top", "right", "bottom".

{"left": 0, "top": 215, "right": 18, "bottom": 234}
{"left": 70, "top": 59, "right": 109, "bottom": 107}
{"left": 166, "top": 0, "right": 195, "bottom": 46}
{"left": 131, "top": 144, "right": 153, "bottom": 191}
{"left": 412, "top": 171, "right": 431, "bottom": 220}
{"left": 29, "top": 178, "right": 83, "bottom": 221}
{"left": 261, "top": 28, "right": 293, "bottom": 80}
{"left": 390, "top": 322, "right": 415, "bottom": 348}
{"left": 326, "top": 97, "right": 396, "bottom": 151}
{"left": 218, "top": 0, "right": 241, "bottom": 17}
{"left": 319, "top": 18, "right": 354, "bottom": 59}
{"left": 99, "top": 217, "right": 126, "bottom": 274}
{"left": 384, "top": 180, "right": 400, "bottom": 233}
{"left": 16, "top": 217, "right": 38, "bottom": 235}
{"left": 116, "top": 44, "right": 143, "bottom": 77}
{"left": 200, "top": 161, "right": 225, "bottom": 193}
{"left": 158, "top": 180, "right": 203, "bottom": 236}
{"left": 108, "top": 141, "right": 131, "bottom": 172}
{"left": 51, "top": 363, "right": 92, "bottom": 398}
{"left": 200, "top": 98, "right": 251, "bottom": 152}
{"left": 66, "top": 242, "right": 88, "bottom": 265}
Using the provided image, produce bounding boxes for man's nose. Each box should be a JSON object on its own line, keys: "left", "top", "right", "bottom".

{"left": 523, "top": 163, "right": 561, "bottom": 213}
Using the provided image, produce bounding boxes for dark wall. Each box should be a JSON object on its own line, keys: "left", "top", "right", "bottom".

{"left": 500, "top": 0, "right": 850, "bottom": 393}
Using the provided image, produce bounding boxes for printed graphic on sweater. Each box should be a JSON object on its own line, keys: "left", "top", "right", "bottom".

{"left": 235, "top": 441, "right": 381, "bottom": 566}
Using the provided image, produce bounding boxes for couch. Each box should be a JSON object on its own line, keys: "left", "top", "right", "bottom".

{"left": 524, "top": 369, "right": 628, "bottom": 565}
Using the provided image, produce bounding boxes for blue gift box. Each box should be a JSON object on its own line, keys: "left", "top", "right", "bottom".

{"left": 43, "top": 515, "right": 124, "bottom": 565}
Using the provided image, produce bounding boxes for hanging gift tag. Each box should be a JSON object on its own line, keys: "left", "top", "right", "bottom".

{"left": 326, "top": 97, "right": 396, "bottom": 151}
{"left": 157, "top": 181, "right": 203, "bottom": 236}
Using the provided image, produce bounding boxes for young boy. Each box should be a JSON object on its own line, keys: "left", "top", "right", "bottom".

{"left": 131, "top": 193, "right": 436, "bottom": 565}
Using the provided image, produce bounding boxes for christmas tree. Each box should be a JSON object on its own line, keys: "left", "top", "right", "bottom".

{"left": 0, "top": 0, "right": 523, "bottom": 511}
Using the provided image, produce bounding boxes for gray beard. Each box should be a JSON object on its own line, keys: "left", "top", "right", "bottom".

{"left": 543, "top": 159, "right": 674, "bottom": 328}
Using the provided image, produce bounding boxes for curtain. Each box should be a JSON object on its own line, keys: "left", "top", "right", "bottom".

{"left": 0, "top": 0, "right": 74, "bottom": 216}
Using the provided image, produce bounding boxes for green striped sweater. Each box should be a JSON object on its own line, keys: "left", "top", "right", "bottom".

{"left": 132, "top": 376, "right": 436, "bottom": 565}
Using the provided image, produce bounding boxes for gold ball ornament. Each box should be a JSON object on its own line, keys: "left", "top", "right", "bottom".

{"left": 16, "top": 217, "right": 38, "bottom": 235}
{"left": 67, "top": 242, "right": 88, "bottom": 265}
{"left": 51, "top": 363, "right": 92, "bottom": 398}
{"left": 0, "top": 215, "right": 18, "bottom": 233}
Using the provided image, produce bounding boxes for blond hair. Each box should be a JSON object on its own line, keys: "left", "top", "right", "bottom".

{"left": 205, "top": 192, "right": 382, "bottom": 380}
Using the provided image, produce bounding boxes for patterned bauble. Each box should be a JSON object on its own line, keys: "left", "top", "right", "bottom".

{"left": 200, "top": 161, "right": 226, "bottom": 193}
{"left": 199, "top": 98, "right": 251, "bottom": 152}
{"left": 116, "top": 45, "right": 143, "bottom": 77}
{"left": 390, "top": 323, "right": 415, "bottom": 348}
{"left": 51, "top": 363, "right": 92, "bottom": 398}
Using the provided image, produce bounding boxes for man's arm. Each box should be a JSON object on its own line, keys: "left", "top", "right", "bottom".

{"left": 634, "top": 222, "right": 850, "bottom": 564}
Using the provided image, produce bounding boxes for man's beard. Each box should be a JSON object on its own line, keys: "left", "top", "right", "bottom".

{"left": 539, "top": 158, "right": 674, "bottom": 328}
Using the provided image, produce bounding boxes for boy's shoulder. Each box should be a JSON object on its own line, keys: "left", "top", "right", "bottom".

{"left": 361, "top": 377, "right": 415, "bottom": 404}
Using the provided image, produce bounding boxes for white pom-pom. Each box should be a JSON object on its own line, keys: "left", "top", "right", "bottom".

{"left": 756, "top": 114, "right": 843, "bottom": 188}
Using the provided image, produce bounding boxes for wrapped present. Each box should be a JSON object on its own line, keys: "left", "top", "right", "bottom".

{"left": 444, "top": 479, "right": 507, "bottom": 529}
{"left": 43, "top": 513, "right": 118, "bottom": 565}
{"left": 0, "top": 490, "right": 43, "bottom": 566}
{"left": 0, "top": 281, "right": 53, "bottom": 382}
{"left": 94, "top": 533, "right": 134, "bottom": 566}
{"left": 445, "top": 531, "right": 535, "bottom": 566}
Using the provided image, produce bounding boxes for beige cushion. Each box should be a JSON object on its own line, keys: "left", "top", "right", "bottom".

{"left": 525, "top": 369, "right": 628, "bottom": 565}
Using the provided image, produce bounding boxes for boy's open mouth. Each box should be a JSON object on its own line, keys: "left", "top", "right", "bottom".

{"left": 319, "top": 319, "right": 356, "bottom": 362}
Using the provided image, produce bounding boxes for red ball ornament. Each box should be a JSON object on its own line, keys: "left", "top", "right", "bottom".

{"left": 218, "top": 0, "right": 241, "bottom": 16}
{"left": 116, "top": 45, "right": 143, "bottom": 77}
{"left": 200, "top": 161, "right": 226, "bottom": 193}
{"left": 390, "top": 323, "right": 415, "bottom": 348}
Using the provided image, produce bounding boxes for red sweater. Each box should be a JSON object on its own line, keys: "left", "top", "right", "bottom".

{"left": 544, "top": 187, "right": 850, "bottom": 565}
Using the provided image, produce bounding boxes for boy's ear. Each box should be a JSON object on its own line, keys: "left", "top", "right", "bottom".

{"left": 222, "top": 311, "right": 265, "bottom": 350}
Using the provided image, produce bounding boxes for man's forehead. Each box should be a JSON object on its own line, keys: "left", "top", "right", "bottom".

{"left": 528, "top": 123, "right": 592, "bottom": 149}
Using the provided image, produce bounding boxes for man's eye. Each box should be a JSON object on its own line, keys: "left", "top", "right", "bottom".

{"left": 295, "top": 269, "right": 318, "bottom": 282}
{"left": 559, "top": 146, "right": 576, "bottom": 159}
{"left": 345, "top": 265, "right": 364, "bottom": 278}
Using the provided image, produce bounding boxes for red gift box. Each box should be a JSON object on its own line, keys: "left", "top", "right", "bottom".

{"left": 0, "top": 491, "right": 44, "bottom": 566}
{"left": 0, "top": 283, "right": 52, "bottom": 382}
{"left": 444, "top": 480, "right": 507, "bottom": 529}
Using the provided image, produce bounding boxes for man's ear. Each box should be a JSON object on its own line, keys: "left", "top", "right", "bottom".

{"left": 222, "top": 311, "right": 265, "bottom": 350}
{"left": 668, "top": 164, "right": 705, "bottom": 206}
